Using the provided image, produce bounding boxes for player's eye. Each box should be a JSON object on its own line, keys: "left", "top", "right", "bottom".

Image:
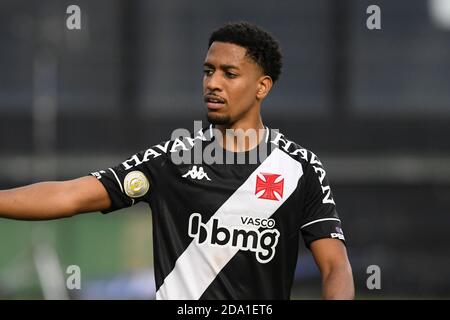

{"left": 203, "top": 69, "right": 213, "bottom": 76}
{"left": 225, "top": 72, "right": 238, "bottom": 78}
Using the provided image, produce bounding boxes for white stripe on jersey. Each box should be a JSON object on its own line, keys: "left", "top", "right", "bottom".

{"left": 156, "top": 148, "right": 304, "bottom": 300}
{"left": 300, "top": 218, "right": 341, "bottom": 229}
{"left": 108, "top": 168, "right": 123, "bottom": 193}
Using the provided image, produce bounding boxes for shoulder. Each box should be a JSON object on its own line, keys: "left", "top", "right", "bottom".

{"left": 267, "top": 128, "right": 325, "bottom": 170}
{"left": 268, "top": 129, "right": 336, "bottom": 204}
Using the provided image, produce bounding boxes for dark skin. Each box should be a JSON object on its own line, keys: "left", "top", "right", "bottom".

{"left": 0, "top": 41, "right": 354, "bottom": 299}
{"left": 203, "top": 42, "right": 271, "bottom": 152}
{"left": 311, "top": 239, "right": 354, "bottom": 299}
{"left": 203, "top": 41, "right": 354, "bottom": 299}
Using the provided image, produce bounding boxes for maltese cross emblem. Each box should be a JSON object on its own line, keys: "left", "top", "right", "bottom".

{"left": 255, "top": 173, "right": 284, "bottom": 201}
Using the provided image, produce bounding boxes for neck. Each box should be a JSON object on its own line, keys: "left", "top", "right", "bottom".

{"left": 215, "top": 113, "right": 266, "bottom": 152}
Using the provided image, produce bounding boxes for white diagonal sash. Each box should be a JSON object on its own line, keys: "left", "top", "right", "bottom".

{"left": 156, "top": 148, "right": 303, "bottom": 300}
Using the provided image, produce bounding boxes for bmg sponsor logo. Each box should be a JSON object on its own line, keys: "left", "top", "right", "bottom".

{"left": 188, "top": 213, "right": 280, "bottom": 264}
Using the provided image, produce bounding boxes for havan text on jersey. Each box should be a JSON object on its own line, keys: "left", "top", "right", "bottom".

{"left": 119, "top": 127, "right": 335, "bottom": 205}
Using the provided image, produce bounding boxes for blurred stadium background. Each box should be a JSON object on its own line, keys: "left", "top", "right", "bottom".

{"left": 1, "top": 0, "right": 450, "bottom": 299}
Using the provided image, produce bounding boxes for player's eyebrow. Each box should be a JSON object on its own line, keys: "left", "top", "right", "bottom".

{"left": 204, "top": 62, "right": 240, "bottom": 70}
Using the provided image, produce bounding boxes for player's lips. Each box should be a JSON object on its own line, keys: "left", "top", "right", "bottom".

{"left": 204, "top": 94, "right": 226, "bottom": 110}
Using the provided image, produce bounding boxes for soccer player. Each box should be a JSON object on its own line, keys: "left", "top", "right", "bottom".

{"left": 0, "top": 22, "right": 354, "bottom": 300}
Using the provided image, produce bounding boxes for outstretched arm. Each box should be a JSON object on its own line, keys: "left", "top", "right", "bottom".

{"left": 310, "top": 238, "right": 355, "bottom": 300}
{"left": 0, "top": 176, "right": 111, "bottom": 220}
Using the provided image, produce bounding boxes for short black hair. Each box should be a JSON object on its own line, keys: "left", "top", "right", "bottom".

{"left": 208, "top": 21, "right": 282, "bottom": 83}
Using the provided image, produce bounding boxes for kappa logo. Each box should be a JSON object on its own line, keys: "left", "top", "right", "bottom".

{"left": 255, "top": 173, "right": 284, "bottom": 201}
{"left": 182, "top": 165, "right": 211, "bottom": 181}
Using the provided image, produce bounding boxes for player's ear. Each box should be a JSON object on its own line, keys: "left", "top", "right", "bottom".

{"left": 256, "top": 76, "right": 273, "bottom": 100}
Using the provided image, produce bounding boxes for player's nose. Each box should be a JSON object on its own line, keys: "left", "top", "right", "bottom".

{"left": 204, "top": 72, "right": 223, "bottom": 92}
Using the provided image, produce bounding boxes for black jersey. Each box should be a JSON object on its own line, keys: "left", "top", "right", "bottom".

{"left": 90, "top": 126, "right": 345, "bottom": 300}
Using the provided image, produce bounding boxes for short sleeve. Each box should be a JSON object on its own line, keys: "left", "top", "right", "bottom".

{"left": 89, "top": 144, "right": 167, "bottom": 214}
{"left": 299, "top": 153, "right": 346, "bottom": 248}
